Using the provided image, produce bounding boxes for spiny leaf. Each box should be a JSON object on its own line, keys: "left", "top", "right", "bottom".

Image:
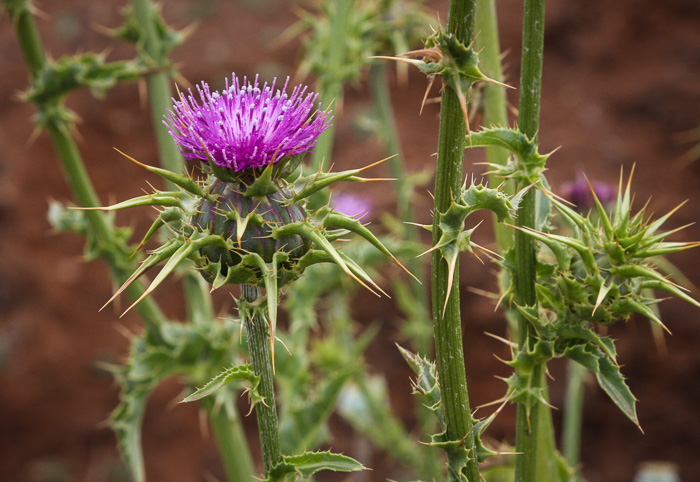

{"left": 563, "top": 343, "right": 640, "bottom": 429}
{"left": 181, "top": 364, "right": 262, "bottom": 406}
{"left": 114, "top": 148, "right": 210, "bottom": 198}
{"left": 121, "top": 235, "right": 229, "bottom": 315}
{"left": 101, "top": 239, "right": 183, "bottom": 311}
{"left": 290, "top": 155, "right": 394, "bottom": 202}
{"left": 273, "top": 450, "right": 365, "bottom": 480}
{"left": 71, "top": 192, "right": 185, "bottom": 211}
{"left": 323, "top": 212, "right": 418, "bottom": 283}
{"left": 274, "top": 222, "right": 383, "bottom": 296}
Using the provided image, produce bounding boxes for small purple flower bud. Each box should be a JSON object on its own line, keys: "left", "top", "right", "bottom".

{"left": 331, "top": 193, "right": 372, "bottom": 219}
{"left": 560, "top": 173, "right": 616, "bottom": 211}
{"left": 164, "top": 74, "right": 332, "bottom": 173}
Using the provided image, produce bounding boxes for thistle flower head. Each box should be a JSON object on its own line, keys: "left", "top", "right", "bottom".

{"left": 331, "top": 193, "right": 372, "bottom": 219}
{"left": 560, "top": 173, "right": 615, "bottom": 211}
{"left": 164, "top": 74, "right": 332, "bottom": 173}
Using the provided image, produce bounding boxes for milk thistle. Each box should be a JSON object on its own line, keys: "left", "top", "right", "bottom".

{"left": 89, "top": 72, "right": 408, "bottom": 480}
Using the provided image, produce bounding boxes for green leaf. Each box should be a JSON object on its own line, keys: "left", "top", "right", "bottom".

{"left": 181, "top": 364, "right": 262, "bottom": 407}
{"left": 269, "top": 450, "right": 365, "bottom": 480}
{"left": 465, "top": 127, "right": 549, "bottom": 182}
{"left": 563, "top": 342, "right": 639, "bottom": 428}
{"left": 109, "top": 381, "right": 151, "bottom": 482}
{"left": 397, "top": 345, "right": 443, "bottom": 425}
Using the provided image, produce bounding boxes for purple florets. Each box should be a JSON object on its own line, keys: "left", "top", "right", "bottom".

{"left": 560, "top": 172, "right": 616, "bottom": 211}
{"left": 332, "top": 193, "right": 372, "bottom": 219}
{"left": 164, "top": 74, "right": 332, "bottom": 172}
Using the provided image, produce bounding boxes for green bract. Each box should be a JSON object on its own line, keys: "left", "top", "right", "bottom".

{"left": 85, "top": 150, "right": 410, "bottom": 333}
{"left": 192, "top": 180, "right": 310, "bottom": 285}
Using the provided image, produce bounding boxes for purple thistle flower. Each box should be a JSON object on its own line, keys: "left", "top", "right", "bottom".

{"left": 332, "top": 193, "right": 372, "bottom": 219}
{"left": 164, "top": 74, "right": 332, "bottom": 172}
{"left": 560, "top": 172, "right": 616, "bottom": 211}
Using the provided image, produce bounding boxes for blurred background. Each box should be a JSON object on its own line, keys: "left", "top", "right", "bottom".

{"left": 1, "top": 0, "right": 699, "bottom": 481}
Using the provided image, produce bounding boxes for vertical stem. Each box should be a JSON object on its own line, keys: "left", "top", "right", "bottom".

{"left": 369, "top": 63, "right": 413, "bottom": 225}
{"left": 309, "top": 0, "right": 351, "bottom": 173}
{"left": 475, "top": 0, "right": 513, "bottom": 250}
{"left": 130, "top": 0, "right": 184, "bottom": 181}
{"left": 369, "top": 62, "right": 432, "bottom": 354}
{"left": 128, "top": 5, "right": 255, "bottom": 477}
{"left": 242, "top": 284, "right": 282, "bottom": 475}
{"left": 10, "top": 3, "right": 45, "bottom": 76}
{"left": 512, "top": 0, "right": 558, "bottom": 481}
{"left": 202, "top": 398, "right": 256, "bottom": 482}
{"left": 7, "top": 1, "right": 167, "bottom": 341}
{"left": 431, "top": 1, "right": 479, "bottom": 480}
{"left": 562, "top": 360, "right": 586, "bottom": 478}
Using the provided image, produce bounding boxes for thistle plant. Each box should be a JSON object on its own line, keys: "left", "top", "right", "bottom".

{"left": 509, "top": 172, "right": 700, "bottom": 422}
{"left": 6, "top": 0, "right": 699, "bottom": 480}
{"left": 89, "top": 72, "right": 411, "bottom": 480}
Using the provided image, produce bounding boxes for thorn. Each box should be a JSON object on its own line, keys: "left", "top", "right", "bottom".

{"left": 484, "top": 332, "right": 517, "bottom": 348}
{"left": 442, "top": 257, "right": 457, "bottom": 317}
{"left": 421, "top": 75, "right": 436, "bottom": 115}
{"left": 113, "top": 147, "right": 149, "bottom": 169}
{"left": 356, "top": 154, "right": 397, "bottom": 174}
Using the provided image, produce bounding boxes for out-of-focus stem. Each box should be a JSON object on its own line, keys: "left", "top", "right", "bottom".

{"left": 512, "top": 0, "right": 558, "bottom": 481}
{"left": 202, "top": 398, "right": 256, "bottom": 481}
{"left": 8, "top": 1, "right": 167, "bottom": 341}
{"left": 369, "top": 62, "right": 432, "bottom": 353}
{"left": 562, "top": 360, "right": 586, "bottom": 478}
{"left": 475, "top": 0, "right": 513, "bottom": 250}
{"left": 431, "top": 0, "right": 479, "bottom": 480}
{"left": 369, "top": 63, "right": 413, "bottom": 224}
{"left": 131, "top": 0, "right": 183, "bottom": 181}
{"left": 309, "top": 0, "right": 351, "bottom": 173}
{"left": 242, "top": 284, "right": 282, "bottom": 476}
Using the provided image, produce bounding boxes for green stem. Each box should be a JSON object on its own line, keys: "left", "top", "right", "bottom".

{"left": 130, "top": 0, "right": 183, "bottom": 181}
{"left": 474, "top": 0, "right": 513, "bottom": 250}
{"left": 562, "top": 360, "right": 586, "bottom": 478}
{"left": 8, "top": 2, "right": 167, "bottom": 341}
{"left": 309, "top": 0, "right": 351, "bottom": 173}
{"left": 202, "top": 398, "right": 256, "bottom": 481}
{"left": 242, "top": 284, "right": 282, "bottom": 476}
{"left": 128, "top": 6, "right": 255, "bottom": 477}
{"left": 369, "top": 62, "right": 432, "bottom": 354}
{"left": 369, "top": 63, "right": 413, "bottom": 225}
{"left": 431, "top": 1, "right": 479, "bottom": 480}
{"left": 512, "top": 0, "right": 558, "bottom": 480}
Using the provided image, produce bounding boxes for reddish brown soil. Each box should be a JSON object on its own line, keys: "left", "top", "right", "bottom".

{"left": 1, "top": 1, "right": 699, "bottom": 481}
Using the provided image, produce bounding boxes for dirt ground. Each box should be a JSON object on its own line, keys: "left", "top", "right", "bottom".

{"left": 1, "top": 1, "right": 699, "bottom": 481}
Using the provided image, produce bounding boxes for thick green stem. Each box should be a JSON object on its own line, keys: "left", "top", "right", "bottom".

{"left": 562, "top": 360, "right": 586, "bottom": 478}
{"left": 202, "top": 398, "right": 256, "bottom": 482}
{"left": 431, "top": 1, "right": 479, "bottom": 480}
{"left": 242, "top": 284, "right": 282, "bottom": 476}
{"left": 512, "top": 0, "right": 558, "bottom": 481}
{"left": 474, "top": 0, "right": 513, "bottom": 250}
